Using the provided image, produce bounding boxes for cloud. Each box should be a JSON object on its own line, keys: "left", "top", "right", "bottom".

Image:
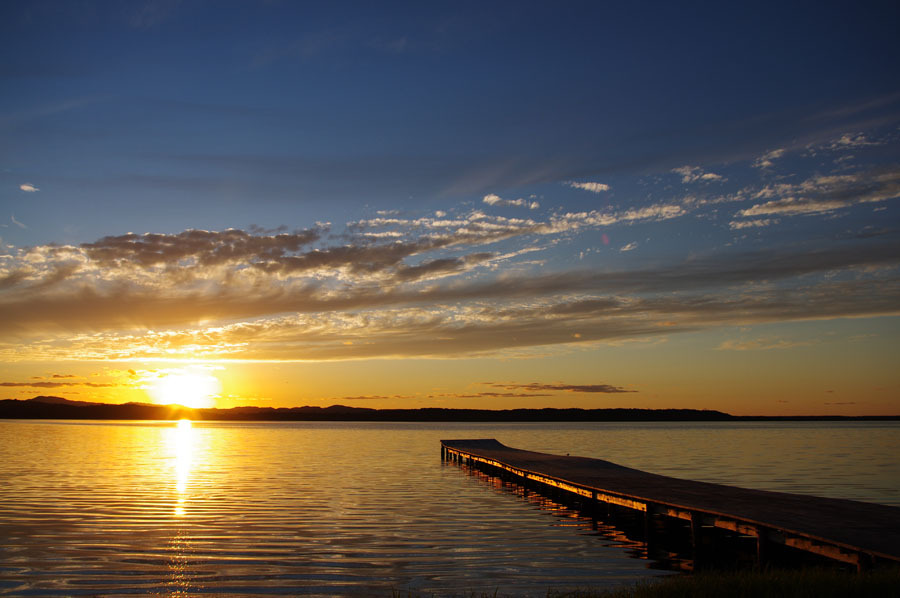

{"left": 619, "top": 242, "right": 638, "bottom": 252}
{"left": 427, "top": 391, "right": 553, "bottom": 399}
{"left": 482, "top": 193, "right": 540, "bottom": 210}
{"left": 620, "top": 204, "right": 685, "bottom": 221}
{"left": 567, "top": 181, "right": 610, "bottom": 193}
{"left": 738, "top": 168, "right": 900, "bottom": 218}
{"left": 2, "top": 272, "right": 897, "bottom": 362}
{"left": 82, "top": 227, "right": 322, "bottom": 268}
{"left": 729, "top": 218, "right": 778, "bottom": 229}
{"left": 327, "top": 394, "right": 413, "bottom": 401}
{"left": 717, "top": 339, "right": 812, "bottom": 351}
{"left": 752, "top": 149, "right": 785, "bottom": 169}
{"left": 1, "top": 214, "right": 898, "bottom": 362}
{"left": 19, "top": 183, "right": 39, "bottom": 192}
{"left": 825, "top": 133, "right": 882, "bottom": 151}
{"left": 11, "top": 215, "right": 26, "bottom": 229}
{"left": 484, "top": 382, "right": 635, "bottom": 393}
{"left": 548, "top": 203, "right": 685, "bottom": 231}
{"left": 672, "top": 165, "right": 725, "bottom": 184}
{"left": 393, "top": 252, "right": 496, "bottom": 282}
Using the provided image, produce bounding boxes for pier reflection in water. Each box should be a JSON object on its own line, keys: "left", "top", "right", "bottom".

{"left": 454, "top": 458, "right": 694, "bottom": 571}
{"left": 449, "top": 448, "right": 877, "bottom": 573}
{"left": 4, "top": 420, "right": 894, "bottom": 597}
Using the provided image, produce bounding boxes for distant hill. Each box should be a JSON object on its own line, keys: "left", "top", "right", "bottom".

{"left": 2, "top": 397, "right": 733, "bottom": 421}
{"left": 2, "top": 396, "right": 196, "bottom": 420}
{"left": 28, "top": 395, "right": 104, "bottom": 407}
{"left": 1, "top": 396, "right": 896, "bottom": 421}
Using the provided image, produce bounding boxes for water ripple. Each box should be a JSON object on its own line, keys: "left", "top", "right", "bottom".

{"left": 1, "top": 420, "right": 897, "bottom": 596}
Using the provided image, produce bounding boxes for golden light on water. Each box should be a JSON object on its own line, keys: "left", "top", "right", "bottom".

{"left": 148, "top": 368, "right": 222, "bottom": 409}
{"left": 171, "top": 419, "right": 194, "bottom": 517}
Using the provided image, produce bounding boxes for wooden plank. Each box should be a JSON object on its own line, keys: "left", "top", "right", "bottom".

{"left": 442, "top": 439, "right": 900, "bottom": 566}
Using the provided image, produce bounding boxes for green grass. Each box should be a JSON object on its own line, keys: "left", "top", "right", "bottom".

{"left": 548, "top": 567, "right": 900, "bottom": 598}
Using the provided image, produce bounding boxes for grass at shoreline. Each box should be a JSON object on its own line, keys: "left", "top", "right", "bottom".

{"left": 395, "top": 568, "right": 900, "bottom": 598}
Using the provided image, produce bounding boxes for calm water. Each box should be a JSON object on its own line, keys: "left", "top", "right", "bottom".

{"left": 1, "top": 420, "right": 898, "bottom": 597}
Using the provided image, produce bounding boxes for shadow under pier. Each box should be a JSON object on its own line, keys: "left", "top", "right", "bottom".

{"left": 441, "top": 439, "right": 900, "bottom": 573}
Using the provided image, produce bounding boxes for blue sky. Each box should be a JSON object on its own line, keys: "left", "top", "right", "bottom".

{"left": 1, "top": 1, "right": 899, "bottom": 414}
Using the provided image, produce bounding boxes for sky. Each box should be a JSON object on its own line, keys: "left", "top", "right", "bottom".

{"left": 1, "top": 0, "right": 899, "bottom": 415}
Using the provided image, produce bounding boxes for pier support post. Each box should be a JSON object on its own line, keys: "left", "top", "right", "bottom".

{"left": 691, "top": 512, "right": 703, "bottom": 570}
{"left": 644, "top": 509, "right": 652, "bottom": 543}
{"left": 857, "top": 552, "right": 874, "bottom": 573}
{"left": 756, "top": 527, "right": 768, "bottom": 567}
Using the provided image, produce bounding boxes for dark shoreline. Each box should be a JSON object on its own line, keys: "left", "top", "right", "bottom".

{"left": 1, "top": 396, "right": 897, "bottom": 422}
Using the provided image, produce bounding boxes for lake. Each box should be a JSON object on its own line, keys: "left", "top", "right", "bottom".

{"left": 1, "top": 420, "right": 898, "bottom": 597}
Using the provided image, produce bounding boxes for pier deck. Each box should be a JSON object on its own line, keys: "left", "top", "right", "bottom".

{"left": 441, "top": 439, "right": 900, "bottom": 569}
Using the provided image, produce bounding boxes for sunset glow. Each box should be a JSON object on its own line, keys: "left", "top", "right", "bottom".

{"left": 0, "top": 2, "right": 898, "bottom": 417}
{"left": 148, "top": 370, "right": 221, "bottom": 409}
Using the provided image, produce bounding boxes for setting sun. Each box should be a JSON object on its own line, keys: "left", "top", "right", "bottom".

{"left": 148, "top": 369, "right": 221, "bottom": 409}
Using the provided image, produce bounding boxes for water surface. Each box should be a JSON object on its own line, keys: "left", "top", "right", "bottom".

{"left": 1, "top": 420, "right": 897, "bottom": 597}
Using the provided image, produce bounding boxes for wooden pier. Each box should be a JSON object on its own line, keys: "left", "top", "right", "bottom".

{"left": 441, "top": 439, "right": 900, "bottom": 571}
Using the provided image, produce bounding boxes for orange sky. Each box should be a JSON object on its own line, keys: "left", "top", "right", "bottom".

{"left": 2, "top": 313, "right": 897, "bottom": 416}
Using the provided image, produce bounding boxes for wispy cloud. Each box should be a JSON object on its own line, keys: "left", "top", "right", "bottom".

{"left": 825, "top": 132, "right": 882, "bottom": 151}
{"left": 484, "top": 382, "right": 635, "bottom": 393}
{"left": 738, "top": 168, "right": 900, "bottom": 218}
{"left": 19, "top": 183, "right": 39, "bottom": 192}
{"left": 567, "top": 181, "right": 610, "bottom": 193}
{"left": 619, "top": 242, "right": 638, "bottom": 252}
{"left": 11, "top": 215, "right": 26, "bottom": 229}
{"left": 752, "top": 148, "right": 785, "bottom": 169}
{"left": 672, "top": 165, "right": 725, "bottom": 184}
{"left": 427, "top": 391, "right": 553, "bottom": 399}
{"left": 729, "top": 218, "right": 778, "bottom": 230}
{"left": 482, "top": 193, "right": 540, "bottom": 210}
{"left": 326, "top": 394, "right": 414, "bottom": 401}
{"left": 717, "top": 339, "right": 812, "bottom": 351}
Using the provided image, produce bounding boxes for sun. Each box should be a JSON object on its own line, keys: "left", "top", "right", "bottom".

{"left": 148, "top": 368, "right": 221, "bottom": 409}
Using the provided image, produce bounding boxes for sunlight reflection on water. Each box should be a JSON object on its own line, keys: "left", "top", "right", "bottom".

{"left": 0, "top": 420, "right": 897, "bottom": 597}
{"left": 170, "top": 419, "right": 194, "bottom": 517}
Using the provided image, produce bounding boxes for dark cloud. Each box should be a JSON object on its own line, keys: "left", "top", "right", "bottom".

{"left": 327, "top": 394, "right": 417, "bottom": 401}
{"left": 394, "top": 252, "right": 495, "bottom": 282}
{"left": 77, "top": 223, "right": 520, "bottom": 285}
{"left": 0, "top": 269, "right": 32, "bottom": 290}
{"left": 427, "top": 392, "right": 553, "bottom": 399}
{"left": 82, "top": 228, "right": 321, "bottom": 268}
{"left": 485, "top": 382, "right": 635, "bottom": 394}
